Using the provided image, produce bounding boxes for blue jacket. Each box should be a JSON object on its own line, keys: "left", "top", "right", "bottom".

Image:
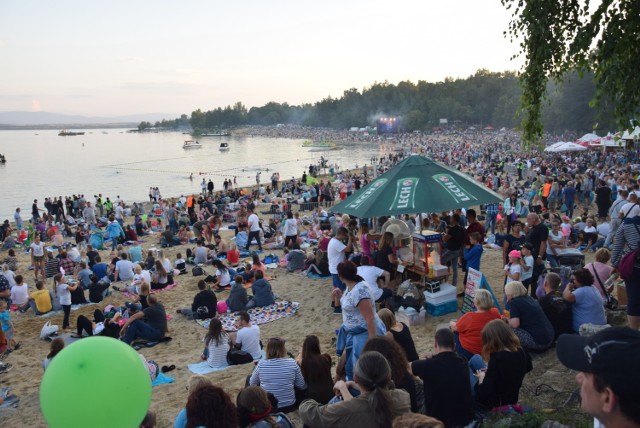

{"left": 105, "top": 222, "right": 124, "bottom": 239}
{"left": 463, "top": 244, "right": 483, "bottom": 271}
{"left": 251, "top": 279, "right": 275, "bottom": 307}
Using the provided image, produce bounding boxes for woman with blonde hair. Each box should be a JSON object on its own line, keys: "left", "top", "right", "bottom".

{"left": 504, "top": 281, "right": 554, "bottom": 351}
{"left": 473, "top": 319, "right": 532, "bottom": 410}
{"left": 377, "top": 308, "right": 419, "bottom": 362}
{"left": 449, "top": 289, "right": 502, "bottom": 359}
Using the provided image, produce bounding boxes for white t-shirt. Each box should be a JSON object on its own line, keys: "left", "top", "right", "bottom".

{"left": 583, "top": 226, "right": 597, "bottom": 234}
{"left": 357, "top": 266, "right": 385, "bottom": 300}
{"left": 236, "top": 324, "right": 262, "bottom": 359}
{"left": 248, "top": 213, "right": 261, "bottom": 232}
{"left": 10, "top": 284, "right": 30, "bottom": 305}
{"left": 30, "top": 242, "right": 45, "bottom": 257}
{"left": 284, "top": 218, "right": 298, "bottom": 236}
{"left": 596, "top": 223, "right": 610, "bottom": 237}
{"left": 141, "top": 270, "right": 152, "bottom": 284}
{"left": 506, "top": 263, "right": 522, "bottom": 280}
{"left": 115, "top": 260, "right": 135, "bottom": 281}
{"left": 3, "top": 270, "right": 16, "bottom": 288}
{"left": 619, "top": 202, "right": 640, "bottom": 219}
{"left": 57, "top": 283, "right": 72, "bottom": 306}
{"left": 327, "top": 238, "right": 347, "bottom": 275}
{"left": 547, "top": 230, "right": 564, "bottom": 254}
{"left": 216, "top": 269, "right": 231, "bottom": 286}
{"left": 115, "top": 205, "right": 124, "bottom": 220}
{"left": 520, "top": 256, "right": 534, "bottom": 282}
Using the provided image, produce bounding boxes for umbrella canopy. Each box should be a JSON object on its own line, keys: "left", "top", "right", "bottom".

{"left": 577, "top": 133, "right": 601, "bottom": 143}
{"left": 621, "top": 126, "right": 640, "bottom": 140}
{"left": 330, "top": 155, "right": 503, "bottom": 218}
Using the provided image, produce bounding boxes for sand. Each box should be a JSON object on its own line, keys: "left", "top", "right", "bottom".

{"left": 0, "top": 215, "right": 599, "bottom": 427}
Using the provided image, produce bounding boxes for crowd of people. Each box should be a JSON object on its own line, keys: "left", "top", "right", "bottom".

{"left": 0, "top": 127, "right": 639, "bottom": 427}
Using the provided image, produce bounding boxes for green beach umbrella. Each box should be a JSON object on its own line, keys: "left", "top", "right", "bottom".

{"left": 331, "top": 155, "right": 503, "bottom": 218}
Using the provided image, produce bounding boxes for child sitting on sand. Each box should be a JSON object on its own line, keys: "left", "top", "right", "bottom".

{"left": 43, "top": 338, "right": 64, "bottom": 370}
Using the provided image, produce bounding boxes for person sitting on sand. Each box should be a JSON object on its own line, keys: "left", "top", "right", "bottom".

{"left": 226, "top": 276, "right": 249, "bottom": 312}
{"left": 229, "top": 311, "right": 262, "bottom": 361}
{"left": 213, "top": 234, "right": 228, "bottom": 258}
{"left": 43, "top": 338, "right": 64, "bottom": 370}
{"left": 212, "top": 259, "right": 232, "bottom": 290}
{"left": 177, "top": 280, "right": 217, "bottom": 320}
{"left": 226, "top": 242, "right": 240, "bottom": 267}
{"left": 150, "top": 260, "right": 170, "bottom": 290}
{"left": 75, "top": 308, "right": 121, "bottom": 338}
{"left": 246, "top": 270, "right": 275, "bottom": 309}
{"left": 236, "top": 386, "right": 294, "bottom": 428}
{"left": 20, "top": 280, "right": 52, "bottom": 314}
{"left": 304, "top": 249, "right": 331, "bottom": 277}
{"left": 119, "top": 295, "right": 168, "bottom": 345}
{"left": 201, "top": 318, "right": 229, "bottom": 369}
{"left": 299, "top": 350, "right": 411, "bottom": 428}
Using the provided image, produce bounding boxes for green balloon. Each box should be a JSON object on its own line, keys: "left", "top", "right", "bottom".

{"left": 40, "top": 336, "right": 152, "bottom": 428}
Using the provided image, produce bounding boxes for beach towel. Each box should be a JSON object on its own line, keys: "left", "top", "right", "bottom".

{"left": 187, "top": 361, "right": 230, "bottom": 374}
{"left": 121, "top": 283, "right": 178, "bottom": 298}
{"left": 152, "top": 372, "right": 175, "bottom": 387}
{"left": 196, "top": 301, "right": 299, "bottom": 331}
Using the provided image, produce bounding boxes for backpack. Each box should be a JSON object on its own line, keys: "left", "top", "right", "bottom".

{"left": 227, "top": 348, "right": 253, "bottom": 365}
{"left": 618, "top": 223, "right": 640, "bottom": 281}
{"left": 192, "top": 266, "right": 204, "bottom": 276}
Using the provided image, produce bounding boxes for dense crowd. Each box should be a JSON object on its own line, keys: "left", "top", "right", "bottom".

{"left": 1, "top": 127, "right": 639, "bottom": 427}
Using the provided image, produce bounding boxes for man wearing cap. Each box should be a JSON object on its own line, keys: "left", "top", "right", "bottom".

{"left": 557, "top": 327, "right": 640, "bottom": 427}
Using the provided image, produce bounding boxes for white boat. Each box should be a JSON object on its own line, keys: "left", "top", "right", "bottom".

{"left": 219, "top": 142, "right": 230, "bottom": 151}
{"left": 183, "top": 140, "right": 202, "bottom": 149}
{"left": 202, "top": 132, "right": 230, "bottom": 136}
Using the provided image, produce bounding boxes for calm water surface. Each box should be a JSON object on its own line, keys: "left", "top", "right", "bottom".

{"left": 0, "top": 129, "right": 384, "bottom": 219}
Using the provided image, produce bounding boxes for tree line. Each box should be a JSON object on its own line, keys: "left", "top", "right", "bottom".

{"left": 142, "top": 69, "right": 617, "bottom": 134}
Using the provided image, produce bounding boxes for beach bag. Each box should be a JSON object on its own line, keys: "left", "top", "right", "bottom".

{"left": 192, "top": 266, "right": 204, "bottom": 276}
{"left": 227, "top": 348, "right": 253, "bottom": 365}
{"left": 619, "top": 248, "right": 639, "bottom": 281}
{"left": 263, "top": 254, "right": 279, "bottom": 265}
{"left": 217, "top": 301, "right": 228, "bottom": 314}
{"left": 40, "top": 321, "right": 59, "bottom": 340}
{"left": 618, "top": 223, "right": 640, "bottom": 281}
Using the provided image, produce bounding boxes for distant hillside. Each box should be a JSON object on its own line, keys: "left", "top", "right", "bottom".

{"left": 0, "top": 111, "right": 179, "bottom": 126}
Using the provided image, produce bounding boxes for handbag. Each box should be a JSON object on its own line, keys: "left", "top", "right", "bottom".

{"left": 560, "top": 203, "right": 568, "bottom": 213}
{"left": 40, "top": 321, "right": 59, "bottom": 340}
{"left": 618, "top": 223, "right": 640, "bottom": 281}
{"left": 227, "top": 348, "right": 254, "bottom": 365}
{"left": 590, "top": 263, "right": 618, "bottom": 310}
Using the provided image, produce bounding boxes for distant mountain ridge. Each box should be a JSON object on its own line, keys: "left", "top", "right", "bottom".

{"left": 0, "top": 111, "right": 179, "bottom": 126}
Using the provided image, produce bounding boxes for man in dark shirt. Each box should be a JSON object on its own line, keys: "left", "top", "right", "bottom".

{"left": 411, "top": 329, "right": 474, "bottom": 427}
{"left": 442, "top": 213, "right": 465, "bottom": 288}
{"left": 538, "top": 272, "right": 573, "bottom": 340}
{"left": 177, "top": 280, "right": 217, "bottom": 320}
{"left": 120, "top": 295, "right": 167, "bottom": 344}
{"left": 526, "top": 213, "right": 548, "bottom": 298}
{"left": 594, "top": 180, "right": 612, "bottom": 219}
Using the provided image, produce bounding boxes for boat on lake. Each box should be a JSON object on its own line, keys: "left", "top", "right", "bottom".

{"left": 202, "top": 131, "right": 230, "bottom": 136}
{"left": 58, "top": 129, "right": 85, "bottom": 136}
{"left": 302, "top": 140, "right": 336, "bottom": 149}
{"left": 183, "top": 140, "right": 202, "bottom": 149}
{"left": 219, "top": 142, "right": 230, "bottom": 151}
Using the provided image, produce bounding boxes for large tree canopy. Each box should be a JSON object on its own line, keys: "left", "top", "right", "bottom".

{"left": 502, "top": 0, "right": 640, "bottom": 148}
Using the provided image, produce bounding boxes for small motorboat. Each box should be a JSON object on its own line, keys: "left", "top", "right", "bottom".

{"left": 219, "top": 142, "right": 230, "bottom": 151}
{"left": 183, "top": 140, "right": 203, "bottom": 149}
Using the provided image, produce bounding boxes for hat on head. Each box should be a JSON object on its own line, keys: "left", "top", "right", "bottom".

{"left": 508, "top": 250, "right": 521, "bottom": 259}
{"left": 557, "top": 327, "right": 640, "bottom": 404}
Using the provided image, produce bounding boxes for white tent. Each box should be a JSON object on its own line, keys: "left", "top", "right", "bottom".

{"left": 621, "top": 126, "right": 640, "bottom": 140}
{"left": 577, "top": 133, "right": 601, "bottom": 144}
{"left": 545, "top": 142, "right": 587, "bottom": 152}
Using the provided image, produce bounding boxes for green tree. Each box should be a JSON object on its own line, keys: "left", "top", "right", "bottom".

{"left": 502, "top": 0, "right": 640, "bottom": 147}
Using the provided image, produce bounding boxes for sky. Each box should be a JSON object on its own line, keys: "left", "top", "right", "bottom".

{"left": 0, "top": 0, "right": 523, "bottom": 117}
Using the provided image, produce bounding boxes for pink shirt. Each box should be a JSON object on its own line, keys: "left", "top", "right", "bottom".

{"left": 585, "top": 262, "right": 613, "bottom": 301}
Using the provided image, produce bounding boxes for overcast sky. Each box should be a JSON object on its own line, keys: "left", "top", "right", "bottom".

{"left": 0, "top": 0, "right": 523, "bottom": 116}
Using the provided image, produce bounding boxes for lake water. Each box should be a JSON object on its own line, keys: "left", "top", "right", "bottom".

{"left": 0, "top": 129, "right": 384, "bottom": 220}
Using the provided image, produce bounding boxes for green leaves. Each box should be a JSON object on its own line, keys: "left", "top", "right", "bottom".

{"left": 504, "top": 0, "right": 640, "bottom": 149}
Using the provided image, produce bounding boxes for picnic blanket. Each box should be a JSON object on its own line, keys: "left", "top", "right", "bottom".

{"left": 121, "top": 283, "right": 178, "bottom": 298}
{"left": 188, "top": 361, "right": 230, "bottom": 374}
{"left": 307, "top": 272, "right": 331, "bottom": 279}
{"left": 152, "top": 372, "right": 175, "bottom": 386}
{"left": 196, "top": 301, "right": 300, "bottom": 331}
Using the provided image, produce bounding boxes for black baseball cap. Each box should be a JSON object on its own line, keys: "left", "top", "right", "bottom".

{"left": 556, "top": 327, "right": 640, "bottom": 403}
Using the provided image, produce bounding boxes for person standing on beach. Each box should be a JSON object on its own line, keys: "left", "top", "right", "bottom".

{"left": 30, "top": 234, "right": 46, "bottom": 282}
{"left": 201, "top": 178, "right": 206, "bottom": 196}
{"left": 207, "top": 179, "right": 214, "bottom": 196}
{"left": 13, "top": 208, "right": 22, "bottom": 231}
{"left": 245, "top": 208, "right": 262, "bottom": 251}
{"left": 31, "top": 199, "right": 43, "bottom": 222}
{"left": 83, "top": 202, "right": 97, "bottom": 226}
{"left": 256, "top": 171, "right": 261, "bottom": 187}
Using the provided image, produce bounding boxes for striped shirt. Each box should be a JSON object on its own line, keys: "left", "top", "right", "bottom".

{"left": 611, "top": 219, "right": 640, "bottom": 267}
{"left": 206, "top": 333, "right": 230, "bottom": 369}
{"left": 249, "top": 358, "right": 306, "bottom": 408}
